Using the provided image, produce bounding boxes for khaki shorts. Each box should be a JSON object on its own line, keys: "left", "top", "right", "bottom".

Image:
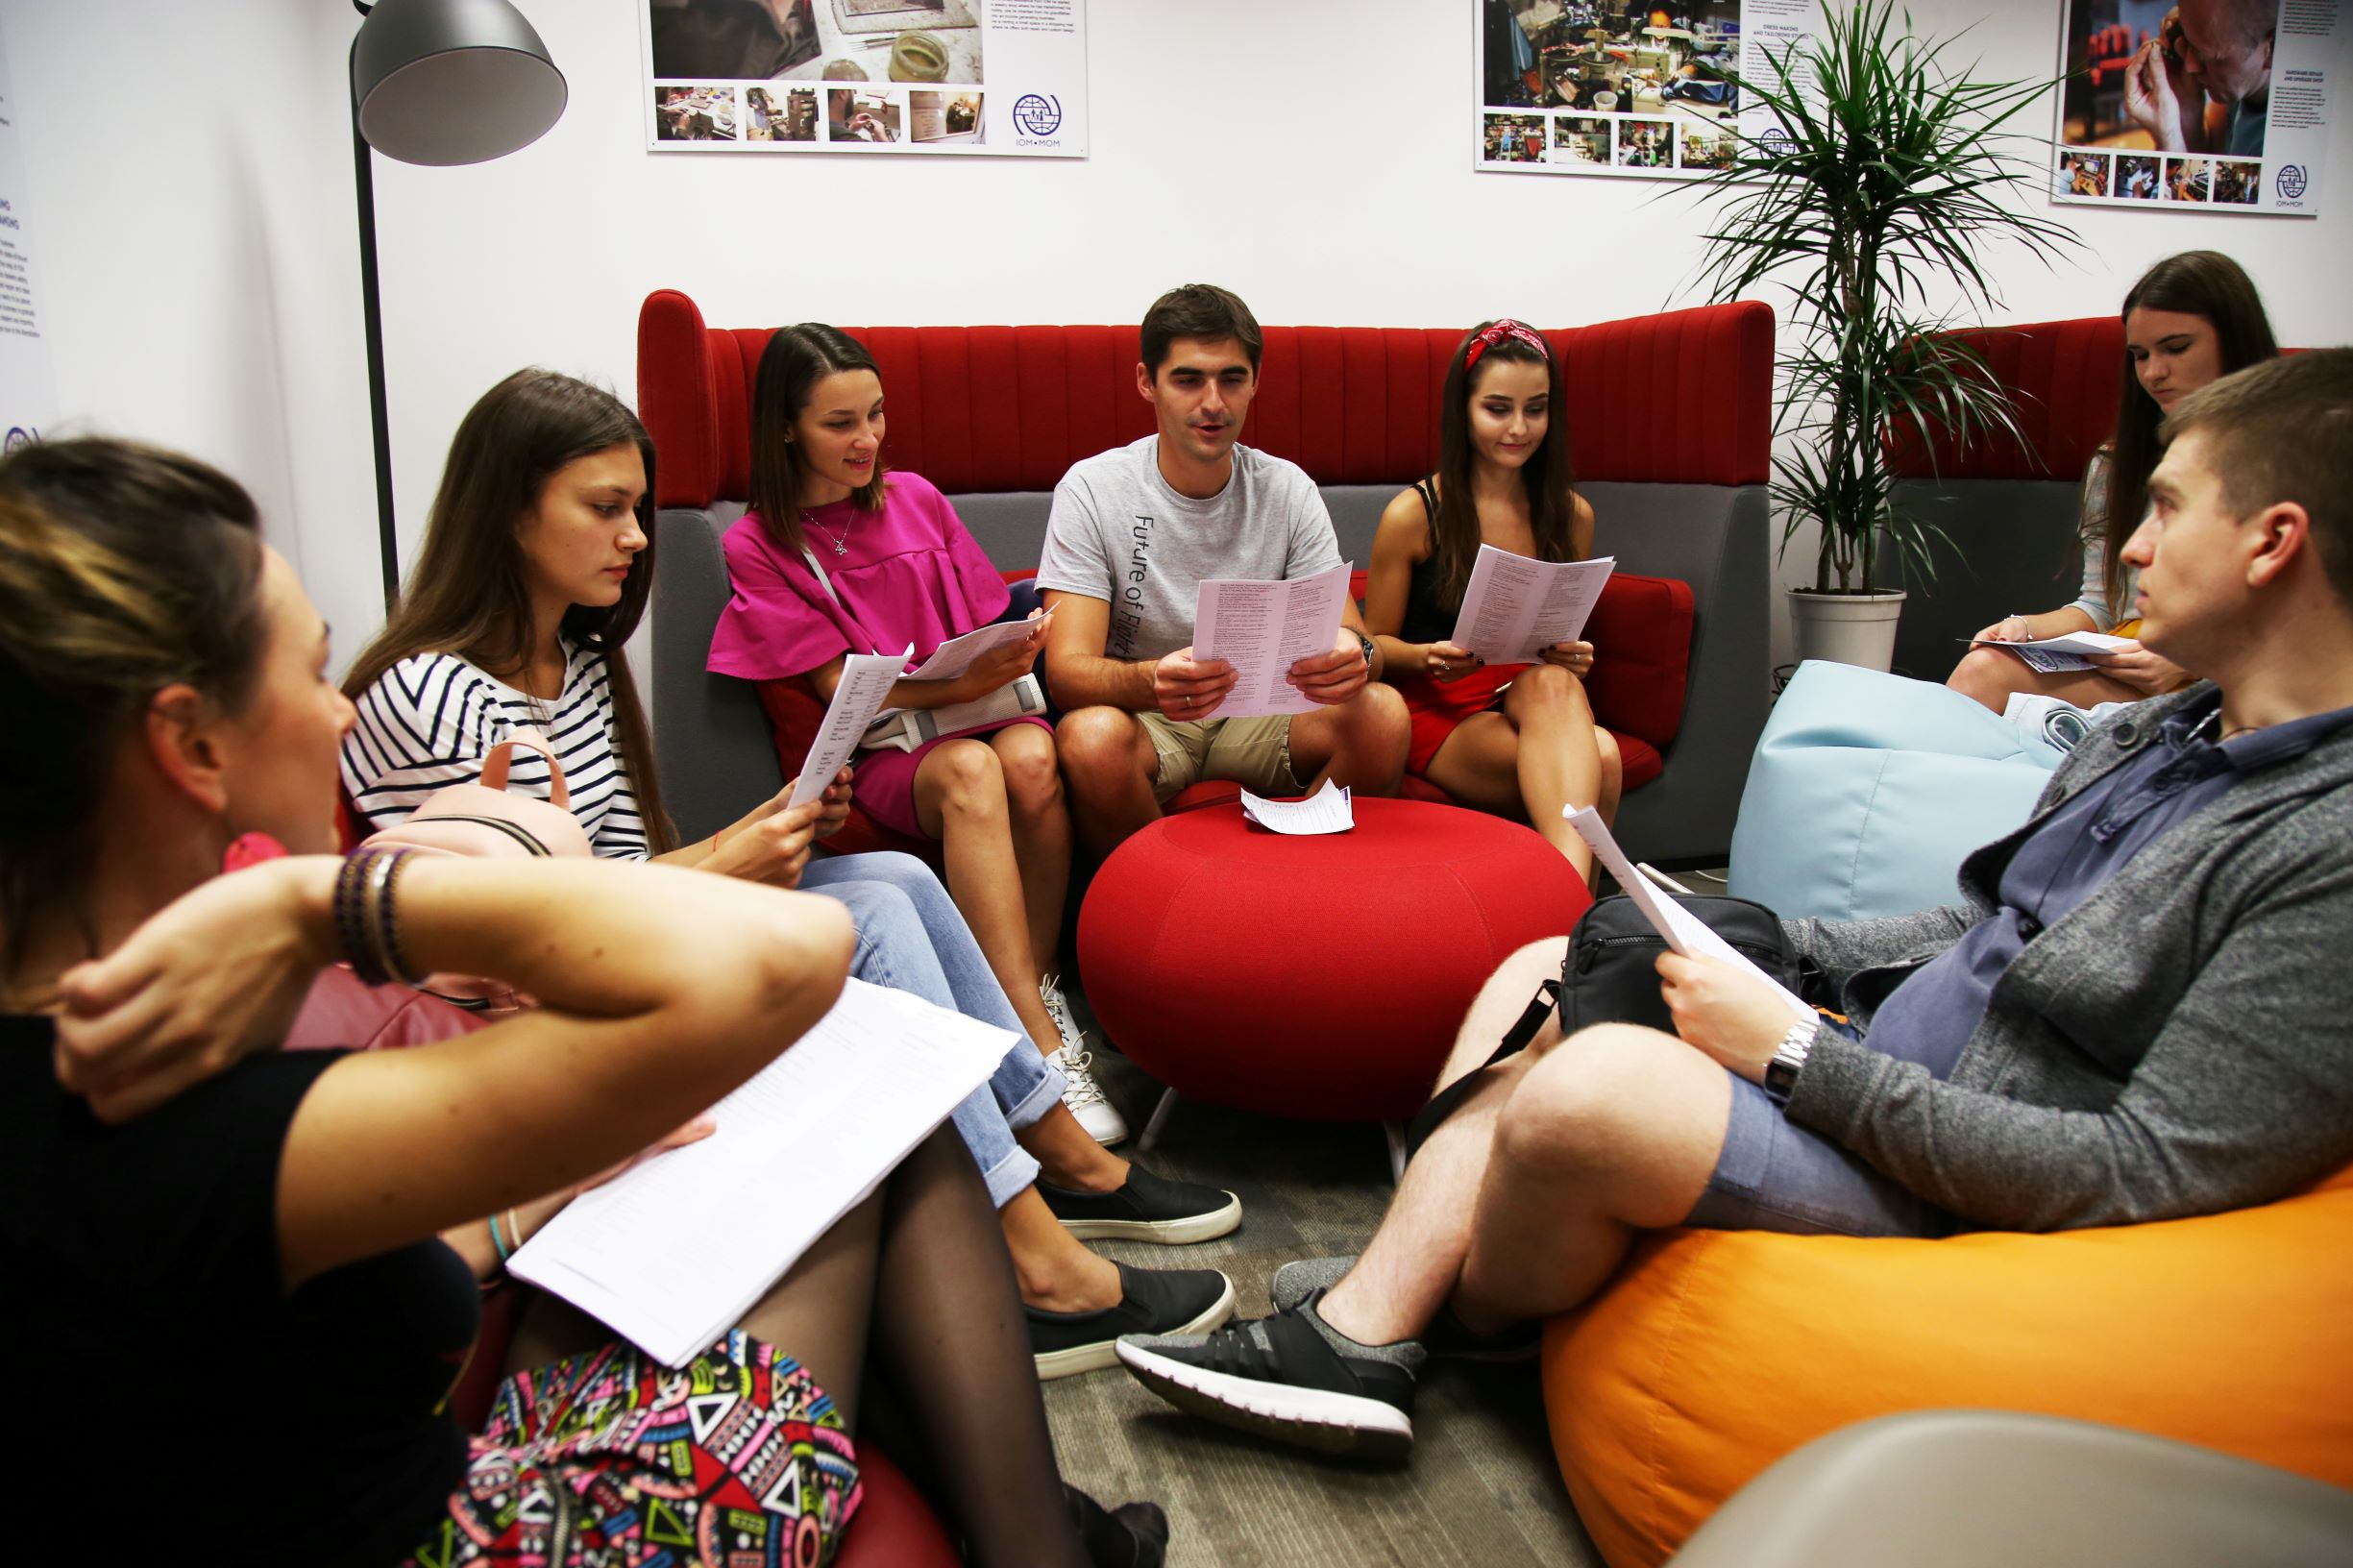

{"left": 1137, "top": 710, "right": 1305, "bottom": 804}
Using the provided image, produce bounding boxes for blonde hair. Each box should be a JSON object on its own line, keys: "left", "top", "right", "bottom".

{"left": 0, "top": 439, "right": 267, "bottom": 983}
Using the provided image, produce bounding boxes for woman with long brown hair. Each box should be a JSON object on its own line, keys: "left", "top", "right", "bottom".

{"left": 342, "top": 369, "right": 1240, "bottom": 1383}
{"left": 0, "top": 437, "right": 1169, "bottom": 1567}
{"left": 1361, "top": 318, "right": 1622, "bottom": 881}
{"left": 1948, "top": 251, "right": 2279, "bottom": 712}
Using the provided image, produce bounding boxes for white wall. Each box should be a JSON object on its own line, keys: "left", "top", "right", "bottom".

{"left": 2, "top": 0, "right": 382, "bottom": 674}
{"left": 12, "top": 0, "right": 2351, "bottom": 674}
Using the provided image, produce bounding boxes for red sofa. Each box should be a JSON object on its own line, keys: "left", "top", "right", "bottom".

{"left": 638, "top": 292, "right": 1774, "bottom": 864}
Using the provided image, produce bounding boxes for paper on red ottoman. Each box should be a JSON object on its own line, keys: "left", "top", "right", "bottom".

{"left": 1077, "top": 797, "right": 1593, "bottom": 1122}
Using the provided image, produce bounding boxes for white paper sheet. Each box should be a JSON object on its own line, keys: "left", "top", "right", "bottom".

{"left": 1192, "top": 562, "right": 1354, "bottom": 719}
{"left": 509, "top": 978, "right": 1015, "bottom": 1367}
{"left": 902, "top": 616, "right": 1045, "bottom": 682}
{"left": 1238, "top": 778, "right": 1355, "bottom": 835}
{"left": 1965, "top": 630, "right": 2133, "bottom": 674}
{"left": 1449, "top": 548, "right": 1615, "bottom": 664}
{"left": 1563, "top": 806, "right": 1816, "bottom": 1026}
{"left": 788, "top": 645, "right": 913, "bottom": 805}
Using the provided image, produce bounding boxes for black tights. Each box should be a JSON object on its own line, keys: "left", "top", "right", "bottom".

{"left": 507, "top": 1124, "right": 1092, "bottom": 1568}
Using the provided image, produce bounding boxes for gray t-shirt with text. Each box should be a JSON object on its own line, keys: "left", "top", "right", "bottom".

{"left": 1035, "top": 436, "right": 1343, "bottom": 662}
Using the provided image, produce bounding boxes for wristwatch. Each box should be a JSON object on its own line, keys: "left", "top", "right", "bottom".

{"left": 1352, "top": 630, "right": 1377, "bottom": 674}
{"left": 1762, "top": 1018, "right": 1815, "bottom": 1105}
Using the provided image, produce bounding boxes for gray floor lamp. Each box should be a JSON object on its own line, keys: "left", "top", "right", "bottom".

{"left": 351, "top": 0, "right": 567, "bottom": 606}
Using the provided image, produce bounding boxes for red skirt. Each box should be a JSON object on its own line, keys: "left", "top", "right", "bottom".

{"left": 1398, "top": 663, "right": 1528, "bottom": 774}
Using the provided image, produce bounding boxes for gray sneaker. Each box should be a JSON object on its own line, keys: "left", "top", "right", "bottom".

{"left": 1271, "top": 1254, "right": 1539, "bottom": 1363}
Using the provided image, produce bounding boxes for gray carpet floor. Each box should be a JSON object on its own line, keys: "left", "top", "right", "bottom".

{"left": 1041, "top": 991, "right": 1605, "bottom": 1568}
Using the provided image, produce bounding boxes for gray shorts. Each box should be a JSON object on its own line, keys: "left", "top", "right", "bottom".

{"left": 1683, "top": 1020, "right": 1956, "bottom": 1239}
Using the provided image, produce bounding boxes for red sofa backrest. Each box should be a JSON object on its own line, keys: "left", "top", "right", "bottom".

{"left": 1885, "top": 316, "right": 2123, "bottom": 482}
{"left": 637, "top": 294, "right": 1774, "bottom": 506}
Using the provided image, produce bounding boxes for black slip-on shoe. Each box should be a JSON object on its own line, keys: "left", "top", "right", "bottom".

{"left": 1115, "top": 1288, "right": 1425, "bottom": 1463}
{"left": 1065, "top": 1484, "right": 1169, "bottom": 1568}
{"left": 1269, "top": 1256, "right": 1540, "bottom": 1364}
{"left": 1039, "top": 1163, "right": 1242, "bottom": 1244}
{"left": 1026, "top": 1262, "right": 1236, "bottom": 1380}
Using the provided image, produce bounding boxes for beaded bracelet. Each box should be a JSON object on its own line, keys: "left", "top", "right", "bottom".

{"left": 487, "top": 1209, "right": 512, "bottom": 1263}
{"left": 335, "top": 845, "right": 423, "bottom": 987}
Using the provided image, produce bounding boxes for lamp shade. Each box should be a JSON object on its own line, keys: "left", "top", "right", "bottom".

{"left": 353, "top": 0, "right": 567, "bottom": 166}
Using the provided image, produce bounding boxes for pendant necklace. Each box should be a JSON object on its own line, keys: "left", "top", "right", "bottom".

{"left": 808, "top": 509, "right": 854, "bottom": 556}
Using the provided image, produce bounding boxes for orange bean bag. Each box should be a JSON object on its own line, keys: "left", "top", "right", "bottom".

{"left": 1540, "top": 1164, "right": 2353, "bottom": 1568}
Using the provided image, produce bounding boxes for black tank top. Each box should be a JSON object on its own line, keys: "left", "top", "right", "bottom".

{"left": 1399, "top": 478, "right": 1458, "bottom": 646}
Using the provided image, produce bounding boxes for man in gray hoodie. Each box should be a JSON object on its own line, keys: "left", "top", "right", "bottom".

{"left": 1115, "top": 351, "right": 2353, "bottom": 1460}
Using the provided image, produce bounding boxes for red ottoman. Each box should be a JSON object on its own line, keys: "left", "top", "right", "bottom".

{"left": 1078, "top": 798, "right": 1592, "bottom": 1123}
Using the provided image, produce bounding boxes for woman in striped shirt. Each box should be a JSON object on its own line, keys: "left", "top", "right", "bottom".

{"left": 342, "top": 370, "right": 1240, "bottom": 1381}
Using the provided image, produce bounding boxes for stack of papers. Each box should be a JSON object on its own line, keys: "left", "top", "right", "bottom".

{"left": 1238, "top": 778, "right": 1354, "bottom": 835}
{"left": 508, "top": 978, "right": 1015, "bottom": 1366}
{"left": 1966, "top": 630, "right": 2133, "bottom": 674}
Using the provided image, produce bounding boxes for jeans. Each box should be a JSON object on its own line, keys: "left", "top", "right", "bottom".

{"left": 800, "top": 851, "right": 1063, "bottom": 1208}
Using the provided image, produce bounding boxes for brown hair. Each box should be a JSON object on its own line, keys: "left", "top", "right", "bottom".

{"left": 2161, "top": 350, "right": 2353, "bottom": 611}
{"left": 2099, "top": 251, "right": 2278, "bottom": 619}
{"left": 746, "top": 324, "right": 890, "bottom": 556}
{"left": 0, "top": 439, "right": 268, "bottom": 986}
{"left": 1427, "top": 320, "right": 1581, "bottom": 606}
{"left": 342, "top": 370, "right": 675, "bottom": 852}
{"left": 1140, "top": 283, "right": 1263, "bottom": 377}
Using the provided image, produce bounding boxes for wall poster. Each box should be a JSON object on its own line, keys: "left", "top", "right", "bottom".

{"left": 2053, "top": 0, "right": 2339, "bottom": 215}
{"left": 0, "top": 25, "right": 55, "bottom": 449}
{"left": 640, "top": 0, "right": 1085, "bottom": 158}
{"left": 1474, "top": 0, "right": 1820, "bottom": 179}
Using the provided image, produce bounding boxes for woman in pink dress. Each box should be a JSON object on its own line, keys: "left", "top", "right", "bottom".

{"left": 708, "top": 325, "right": 1120, "bottom": 1139}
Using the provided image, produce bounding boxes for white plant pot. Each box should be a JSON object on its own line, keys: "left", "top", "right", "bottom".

{"left": 1788, "top": 588, "right": 1908, "bottom": 672}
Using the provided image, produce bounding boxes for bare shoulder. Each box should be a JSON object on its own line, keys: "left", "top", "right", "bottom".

{"left": 1374, "top": 486, "right": 1436, "bottom": 558}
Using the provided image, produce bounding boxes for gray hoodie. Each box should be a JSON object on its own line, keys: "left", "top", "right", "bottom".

{"left": 1781, "top": 683, "right": 2353, "bottom": 1231}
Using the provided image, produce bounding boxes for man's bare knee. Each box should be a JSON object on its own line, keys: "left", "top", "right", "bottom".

{"left": 1491, "top": 1025, "right": 1719, "bottom": 1186}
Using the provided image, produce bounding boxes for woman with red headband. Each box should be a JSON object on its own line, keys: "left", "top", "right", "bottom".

{"left": 1361, "top": 318, "right": 1622, "bottom": 883}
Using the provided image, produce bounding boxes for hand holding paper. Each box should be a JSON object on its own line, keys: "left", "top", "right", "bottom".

{"left": 1563, "top": 805, "right": 1815, "bottom": 1028}
{"left": 1192, "top": 562, "right": 1353, "bottom": 719}
{"left": 1451, "top": 547, "right": 1615, "bottom": 665}
{"left": 788, "top": 646, "right": 914, "bottom": 806}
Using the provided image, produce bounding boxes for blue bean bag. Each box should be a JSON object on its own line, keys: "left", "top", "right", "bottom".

{"left": 1727, "top": 661, "right": 2060, "bottom": 922}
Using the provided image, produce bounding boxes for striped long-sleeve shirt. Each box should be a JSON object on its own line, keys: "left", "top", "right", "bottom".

{"left": 341, "top": 642, "right": 650, "bottom": 859}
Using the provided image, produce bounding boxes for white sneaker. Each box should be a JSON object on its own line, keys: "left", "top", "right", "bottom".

{"left": 1042, "top": 975, "right": 1129, "bottom": 1144}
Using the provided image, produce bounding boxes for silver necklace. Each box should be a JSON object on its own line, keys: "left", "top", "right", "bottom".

{"left": 807, "top": 510, "right": 854, "bottom": 556}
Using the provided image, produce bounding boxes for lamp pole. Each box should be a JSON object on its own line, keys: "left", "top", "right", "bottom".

{"left": 352, "top": 28, "right": 402, "bottom": 609}
{"left": 344, "top": 0, "right": 567, "bottom": 609}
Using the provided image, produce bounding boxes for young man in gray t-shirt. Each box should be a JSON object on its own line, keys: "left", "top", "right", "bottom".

{"left": 1037, "top": 283, "right": 1409, "bottom": 853}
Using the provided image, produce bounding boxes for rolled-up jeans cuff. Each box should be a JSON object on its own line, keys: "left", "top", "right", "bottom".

{"left": 976, "top": 1144, "right": 1041, "bottom": 1209}
{"left": 997, "top": 1045, "right": 1066, "bottom": 1134}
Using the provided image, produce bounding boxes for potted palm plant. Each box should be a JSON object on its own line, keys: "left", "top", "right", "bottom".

{"left": 1684, "top": 0, "right": 2076, "bottom": 670}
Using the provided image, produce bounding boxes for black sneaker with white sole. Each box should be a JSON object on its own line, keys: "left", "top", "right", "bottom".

{"left": 1115, "top": 1287, "right": 1425, "bottom": 1463}
{"left": 1027, "top": 1262, "right": 1236, "bottom": 1380}
{"left": 1270, "top": 1256, "right": 1541, "bottom": 1363}
{"left": 1039, "top": 1164, "right": 1242, "bottom": 1245}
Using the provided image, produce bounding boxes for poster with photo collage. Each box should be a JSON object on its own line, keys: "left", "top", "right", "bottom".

{"left": 641, "top": 0, "right": 1087, "bottom": 158}
{"left": 1474, "top": 0, "right": 1824, "bottom": 180}
{"left": 2052, "top": 0, "right": 2341, "bottom": 216}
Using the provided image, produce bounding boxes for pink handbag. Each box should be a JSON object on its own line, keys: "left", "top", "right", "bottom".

{"left": 358, "top": 731, "right": 593, "bottom": 1012}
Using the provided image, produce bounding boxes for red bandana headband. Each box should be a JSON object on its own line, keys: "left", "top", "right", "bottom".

{"left": 1462, "top": 318, "right": 1551, "bottom": 373}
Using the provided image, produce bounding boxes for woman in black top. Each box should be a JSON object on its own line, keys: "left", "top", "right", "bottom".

{"left": 1361, "top": 319, "right": 1622, "bottom": 884}
{"left": 0, "top": 439, "right": 1164, "bottom": 1567}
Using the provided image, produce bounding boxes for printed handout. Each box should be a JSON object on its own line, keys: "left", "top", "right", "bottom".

{"left": 510, "top": 978, "right": 1015, "bottom": 1367}
{"left": 1239, "top": 778, "right": 1355, "bottom": 835}
{"left": 1450, "top": 547, "right": 1615, "bottom": 664}
{"left": 1192, "top": 562, "right": 1354, "bottom": 719}
{"left": 902, "top": 614, "right": 1048, "bottom": 682}
{"left": 1564, "top": 805, "right": 1816, "bottom": 1026}
{"left": 1965, "top": 630, "right": 2133, "bottom": 674}
{"left": 787, "top": 645, "right": 912, "bottom": 805}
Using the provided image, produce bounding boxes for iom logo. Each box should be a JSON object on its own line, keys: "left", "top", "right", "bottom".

{"left": 2276, "top": 163, "right": 2309, "bottom": 200}
{"left": 1012, "top": 93, "right": 1063, "bottom": 137}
